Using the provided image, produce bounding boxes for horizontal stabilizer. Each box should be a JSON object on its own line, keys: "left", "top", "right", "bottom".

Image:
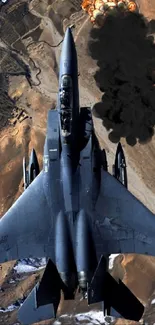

{"left": 18, "top": 259, "right": 61, "bottom": 325}
{"left": 88, "top": 255, "right": 144, "bottom": 321}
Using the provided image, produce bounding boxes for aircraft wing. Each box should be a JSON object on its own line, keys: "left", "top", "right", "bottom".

{"left": 0, "top": 171, "right": 55, "bottom": 263}
{"left": 93, "top": 170, "right": 155, "bottom": 257}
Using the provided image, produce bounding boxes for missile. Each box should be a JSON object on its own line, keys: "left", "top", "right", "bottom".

{"left": 101, "top": 149, "right": 108, "bottom": 171}
{"left": 28, "top": 148, "right": 40, "bottom": 183}
{"left": 23, "top": 149, "right": 40, "bottom": 190}
{"left": 113, "top": 142, "right": 128, "bottom": 188}
{"left": 23, "top": 157, "right": 29, "bottom": 190}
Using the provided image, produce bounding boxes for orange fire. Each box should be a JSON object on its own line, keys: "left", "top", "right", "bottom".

{"left": 81, "top": 0, "right": 138, "bottom": 24}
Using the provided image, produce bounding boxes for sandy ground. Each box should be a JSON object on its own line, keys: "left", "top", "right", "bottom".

{"left": 1, "top": 0, "right": 155, "bottom": 324}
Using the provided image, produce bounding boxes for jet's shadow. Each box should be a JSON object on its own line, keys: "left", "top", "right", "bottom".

{"left": 87, "top": 12, "right": 155, "bottom": 146}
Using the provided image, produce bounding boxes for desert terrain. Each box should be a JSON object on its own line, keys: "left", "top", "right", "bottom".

{"left": 1, "top": 0, "right": 155, "bottom": 324}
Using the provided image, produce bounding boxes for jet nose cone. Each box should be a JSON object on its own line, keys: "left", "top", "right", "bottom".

{"left": 64, "top": 27, "right": 74, "bottom": 43}
{"left": 115, "top": 142, "right": 126, "bottom": 165}
{"left": 116, "top": 142, "right": 123, "bottom": 154}
{"left": 30, "top": 148, "right": 37, "bottom": 162}
{"left": 59, "top": 27, "right": 77, "bottom": 76}
{"left": 62, "top": 27, "right": 75, "bottom": 54}
{"left": 29, "top": 148, "right": 40, "bottom": 173}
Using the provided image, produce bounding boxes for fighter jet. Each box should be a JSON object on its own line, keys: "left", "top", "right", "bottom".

{"left": 112, "top": 142, "right": 128, "bottom": 188}
{"left": 23, "top": 149, "right": 40, "bottom": 190}
{"left": 1, "top": 27, "right": 155, "bottom": 325}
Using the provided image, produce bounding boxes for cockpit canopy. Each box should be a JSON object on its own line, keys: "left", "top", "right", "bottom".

{"left": 60, "top": 75, "right": 72, "bottom": 89}
{"left": 59, "top": 75, "right": 73, "bottom": 137}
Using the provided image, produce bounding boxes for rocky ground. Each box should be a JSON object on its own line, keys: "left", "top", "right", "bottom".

{"left": 1, "top": 0, "right": 155, "bottom": 324}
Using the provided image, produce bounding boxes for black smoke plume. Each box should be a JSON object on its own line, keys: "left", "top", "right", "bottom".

{"left": 87, "top": 12, "right": 155, "bottom": 146}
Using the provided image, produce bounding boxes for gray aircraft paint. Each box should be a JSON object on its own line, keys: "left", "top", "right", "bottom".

{"left": 113, "top": 142, "right": 128, "bottom": 188}
{"left": 0, "top": 27, "right": 149, "bottom": 324}
{"left": 23, "top": 149, "right": 40, "bottom": 189}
